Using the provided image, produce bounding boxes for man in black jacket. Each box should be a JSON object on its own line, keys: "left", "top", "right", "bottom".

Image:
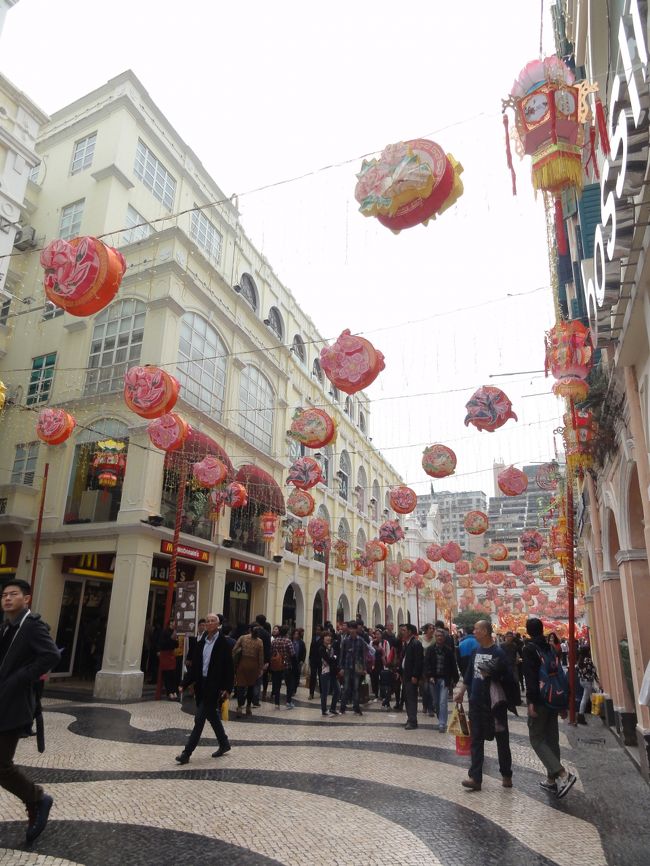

{"left": 401, "top": 623, "right": 424, "bottom": 730}
{"left": 176, "top": 612, "right": 234, "bottom": 764}
{"left": 1, "top": 578, "right": 61, "bottom": 844}
{"left": 424, "top": 628, "right": 459, "bottom": 733}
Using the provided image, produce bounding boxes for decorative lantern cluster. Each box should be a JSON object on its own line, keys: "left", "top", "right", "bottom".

{"left": 92, "top": 439, "right": 127, "bottom": 488}
{"left": 40, "top": 237, "right": 127, "bottom": 316}
{"left": 320, "top": 329, "right": 385, "bottom": 395}
{"left": 562, "top": 408, "right": 598, "bottom": 472}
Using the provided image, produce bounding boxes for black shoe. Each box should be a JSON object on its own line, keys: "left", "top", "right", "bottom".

{"left": 329, "top": 709, "right": 340, "bottom": 715}
{"left": 212, "top": 744, "right": 232, "bottom": 758}
{"left": 251, "top": 702, "right": 261, "bottom": 708}
{"left": 25, "top": 794, "right": 53, "bottom": 845}
{"left": 395, "top": 705, "right": 403, "bottom": 712}
{"left": 577, "top": 713, "right": 588, "bottom": 725}
{"left": 404, "top": 722, "right": 418, "bottom": 730}
{"left": 353, "top": 708, "right": 363, "bottom": 716}
{"left": 175, "top": 752, "right": 190, "bottom": 765}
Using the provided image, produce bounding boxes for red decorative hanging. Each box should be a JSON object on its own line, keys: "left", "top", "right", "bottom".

{"left": 426, "top": 543, "right": 443, "bottom": 562}
{"left": 92, "top": 439, "right": 127, "bottom": 487}
{"left": 544, "top": 320, "right": 593, "bottom": 380}
{"left": 379, "top": 519, "right": 405, "bottom": 544}
{"left": 463, "top": 511, "right": 489, "bottom": 535}
{"left": 400, "top": 558, "right": 415, "bottom": 573}
{"left": 260, "top": 511, "right": 279, "bottom": 540}
{"left": 307, "top": 517, "right": 330, "bottom": 543}
{"left": 421, "top": 443, "right": 457, "bottom": 478}
{"left": 389, "top": 485, "right": 417, "bottom": 514}
{"left": 287, "top": 488, "right": 315, "bottom": 518}
{"left": 147, "top": 413, "right": 189, "bottom": 451}
{"left": 497, "top": 465, "right": 528, "bottom": 496}
{"left": 223, "top": 481, "right": 248, "bottom": 509}
{"left": 288, "top": 407, "right": 336, "bottom": 448}
{"left": 441, "top": 541, "right": 462, "bottom": 563}
{"left": 287, "top": 457, "right": 323, "bottom": 490}
{"left": 320, "top": 330, "right": 385, "bottom": 395}
{"left": 366, "top": 539, "right": 388, "bottom": 563}
{"left": 124, "top": 365, "right": 180, "bottom": 419}
{"left": 464, "top": 386, "right": 517, "bottom": 432}
{"left": 192, "top": 455, "right": 229, "bottom": 488}
{"left": 488, "top": 542, "right": 509, "bottom": 561}
{"left": 454, "top": 559, "right": 470, "bottom": 575}
{"left": 471, "top": 556, "right": 489, "bottom": 573}
{"left": 36, "top": 408, "right": 76, "bottom": 445}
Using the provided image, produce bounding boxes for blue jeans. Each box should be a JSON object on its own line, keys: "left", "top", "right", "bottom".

{"left": 341, "top": 669, "right": 361, "bottom": 710}
{"left": 320, "top": 672, "right": 341, "bottom": 713}
{"left": 183, "top": 699, "right": 228, "bottom": 755}
{"left": 432, "top": 679, "right": 449, "bottom": 729}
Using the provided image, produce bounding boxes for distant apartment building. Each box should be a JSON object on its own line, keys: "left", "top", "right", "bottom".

{"left": 416, "top": 489, "right": 487, "bottom": 553}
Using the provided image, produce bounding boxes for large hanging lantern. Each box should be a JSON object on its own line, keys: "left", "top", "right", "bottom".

{"left": 147, "top": 413, "right": 189, "bottom": 451}
{"left": 287, "top": 488, "right": 315, "bottom": 518}
{"left": 520, "top": 529, "right": 545, "bottom": 552}
{"left": 414, "top": 557, "right": 431, "bottom": 575}
{"left": 366, "top": 539, "right": 388, "bottom": 563}
{"left": 488, "top": 542, "right": 509, "bottom": 562}
{"left": 421, "top": 443, "right": 457, "bottom": 478}
{"left": 320, "top": 329, "right": 385, "bottom": 395}
{"left": 260, "top": 511, "right": 279, "bottom": 540}
{"left": 389, "top": 485, "right": 417, "bottom": 514}
{"left": 497, "top": 465, "right": 528, "bottom": 497}
{"left": 92, "top": 439, "right": 127, "bottom": 488}
{"left": 192, "top": 455, "right": 228, "bottom": 488}
{"left": 545, "top": 320, "right": 593, "bottom": 381}
{"left": 464, "top": 386, "right": 517, "bottom": 432}
{"left": 307, "top": 517, "right": 330, "bottom": 543}
{"left": 536, "top": 461, "right": 560, "bottom": 490}
{"left": 224, "top": 481, "right": 248, "bottom": 509}
{"left": 123, "top": 366, "right": 180, "bottom": 419}
{"left": 287, "top": 456, "right": 323, "bottom": 490}
{"left": 379, "top": 519, "right": 405, "bottom": 544}
{"left": 354, "top": 138, "right": 464, "bottom": 233}
{"left": 463, "top": 510, "right": 489, "bottom": 535}
{"left": 40, "top": 236, "right": 127, "bottom": 317}
{"left": 471, "top": 556, "right": 489, "bottom": 573}
{"left": 441, "top": 541, "right": 462, "bottom": 563}
{"left": 288, "top": 407, "right": 336, "bottom": 448}
{"left": 36, "top": 408, "right": 76, "bottom": 445}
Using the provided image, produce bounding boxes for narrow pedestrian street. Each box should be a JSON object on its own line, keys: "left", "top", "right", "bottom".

{"left": 1, "top": 690, "right": 648, "bottom": 866}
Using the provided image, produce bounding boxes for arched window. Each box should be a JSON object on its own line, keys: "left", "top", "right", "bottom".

{"left": 371, "top": 479, "right": 381, "bottom": 522}
{"left": 329, "top": 385, "right": 340, "bottom": 402}
{"left": 65, "top": 418, "right": 129, "bottom": 524}
{"left": 337, "top": 517, "right": 350, "bottom": 543}
{"left": 359, "top": 411, "right": 366, "bottom": 433}
{"left": 265, "top": 306, "right": 283, "bottom": 339}
{"left": 344, "top": 396, "right": 353, "bottom": 418}
{"left": 238, "top": 273, "right": 258, "bottom": 311}
{"left": 312, "top": 358, "right": 323, "bottom": 384}
{"left": 314, "top": 504, "right": 330, "bottom": 564}
{"left": 177, "top": 313, "right": 227, "bottom": 420}
{"left": 84, "top": 299, "right": 146, "bottom": 395}
{"left": 239, "top": 365, "right": 274, "bottom": 453}
{"left": 292, "top": 335, "right": 306, "bottom": 364}
{"left": 356, "top": 527, "right": 367, "bottom": 556}
{"left": 338, "top": 450, "right": 351, "bottom": 501}
{"left": 320, "top": 445, "right": 332, "bottom": 487}
{"left": 356, "top": 466, "right": 367, "bottom": 513}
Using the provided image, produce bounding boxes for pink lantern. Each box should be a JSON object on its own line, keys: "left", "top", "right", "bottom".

{"left": 366, "top": 539, "right": 389, "bottom": 563}
{"left": 287, "top": 488, "right": 315, "bottom": 518}
{"left": 510, "top": 559, "right": 526, "bottom": 576}
{"left": 387, "top": 562, "right": 401, "bottom": 579}
{"left": 379, "top": 519, "right": 405, "bottom": 544}
{"left": 320, "top": 329, "right": 385, "bottom": 395}
{"left": 36, "top": 408, "right": 76, "bottom": 445}
{"left": 441, "top": 541, "right": 462, "bottom": 563}
{"left": 463, "top": 510, "right": 489, "bottom": 535}
{"left": 473, "top": 573, "right": 488, "bottom": 585}
{"left": 389, "top": 485, "right": 417, "bottom": 514}
{"left": 472, "top": 556, "right": 489, "bottom": 573}
{"left": 464, "top": 386, "right": 517, "bottom": 432}
{"left": 488, "top": 542, "right": 509, "bottom": 561}
{"left": 307, "top": 517, "right": 330, "bottom": 543}
{"left": 287, "top": 457, "right": 323, "bottom": 490}
{"left": 497, "top": 465, "right": 528, "bottom": 497}
{"left": 400, "top": 558, "right": 415, "bottom": 573}
{"left": 437, "top": 569, "right": 452, "bottom": 583}
{"left": 147, "top": 413, "right": 189, "bottom": 451}
{"left": 124, "top": 365, "right": 180, "bottom": 419}
{"left": 421, "top": 443, "right": 457, "bottom": 478}
{"left": 288, "top": 407, "right": 336, "bottom": 448}
{"left": 458, "top": 575, "right": 472, "bottom": 588}
{"left": 488, "top": 571, "right": 504, "bottom": 585}
{"left": 192, "top": 455, "right": 228, "bottom": 488}
{"left": 521, "top": 529, "right": 545, "bottom": 551}
{"left": 414, "top": 557, "right": 431, "bottom": 576}
{"left": 520, "top": 572, "right": 535, "bottom": 586}
{"left": 524, "top": 549, "right": 542, "bottom": 564}
{"left": 504, "top": 575, "right": 517, "bottom": 589}
{"left": 224, "top": 481, "right": 248, "bottom": 508}
{"left": 536, "top": 461, "right": 560, "bottom": 490}
{"left": 426, "top": 543, "right": 443, "bottom": 561}
{"left": 455, "top": 559, "right": 470, "bottom": 575}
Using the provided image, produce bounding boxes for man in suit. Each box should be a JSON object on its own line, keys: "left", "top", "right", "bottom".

{"left": 401, "top": 623, "right": 424, "bottom": 730}
{"left": 176, "top": 612, "right": 234, "bottom": 764}
{"left": 1, "top": 578, "right": 61, "bottom": 844}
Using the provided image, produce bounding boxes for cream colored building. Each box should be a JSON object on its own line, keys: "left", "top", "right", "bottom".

{"left": 0, "top": 70, "right": 409, "bottom": 700}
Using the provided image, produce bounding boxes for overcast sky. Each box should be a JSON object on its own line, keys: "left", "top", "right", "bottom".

{"left": 2, "top": 0, "right": 564, "bottom": 497}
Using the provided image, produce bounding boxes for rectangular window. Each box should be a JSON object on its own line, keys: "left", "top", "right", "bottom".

{"left": 190, "top": 208, "right": 222, "bottom": 262}
{"left": 59, "top": 199, "right": 84, "bottom": 240}
{"left": 134, "top": 139, "right": 176, "bottom": 210}
{"left": 11, "top": 441, "right": 39, "bottom": 486}
{"left": 0, "top": 298, "right": 10, "bottom": 325}
{"left": 122, "top": 205, "right": 153, "bottom": 245}
{"left": 42, "top": 303, "right": 64, "bottom": 321}
{"left": 26, "top": 352, "right": 56, "bottom": 405}
{"left": 28, "top": 162, "right": 41, "bottom": 183}
{"left": 70, "top": 132, "right": 97, "bottom": 174}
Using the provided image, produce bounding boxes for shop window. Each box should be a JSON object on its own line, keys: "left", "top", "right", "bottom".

{"left": 11, "top": 441, "right": 39, "bottom": 485}
{"left": 64, "top": 419, "right": 128, "bottom": 524}
{"left": 161, "top": 465, "right": 213, "bottom": 542}
{"left": 84, "top": 298, "right": 146, "bottom": 396}
{"left": 177, "top": 313, "right": 227, "bottom": 420}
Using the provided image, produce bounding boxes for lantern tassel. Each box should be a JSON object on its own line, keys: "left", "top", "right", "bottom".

{"left": 595, "top": 97, "right": 611, "bottom": 157}
{"left": 503, "top": 114, "right": 517, "bottom": 196}
{"left": 554, "top": 198, "right": 568, "bottom": 256}
{"left": 585, "top": 125, "right": 600, "bottom": 180}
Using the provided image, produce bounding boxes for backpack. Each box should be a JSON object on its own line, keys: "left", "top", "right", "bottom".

{"left": 536, "top": 646, "right": 569, "bottom": 710}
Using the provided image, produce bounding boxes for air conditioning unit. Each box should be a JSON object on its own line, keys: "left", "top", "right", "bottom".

{"left": 4, "top": 385, "right": 22, "bottom": 405}
{"left": 14, "top": 226, "right": 37, "bottom": 251}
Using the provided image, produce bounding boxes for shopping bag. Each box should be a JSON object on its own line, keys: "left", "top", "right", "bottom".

{"left": 455, "top": 735, "right": 472, "bottom": 756}
{"left": 449, "top": 704, "right": 470, "bottom": 737}
{"left": 591, "top": 693, "right": 604, "bottom": 716}
{"left": 221, "top": 698, "right": 229, "bottom": 721}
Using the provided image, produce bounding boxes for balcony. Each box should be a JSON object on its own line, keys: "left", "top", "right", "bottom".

{"left": 0, "top": 484, "right": 40, "bottom": 529}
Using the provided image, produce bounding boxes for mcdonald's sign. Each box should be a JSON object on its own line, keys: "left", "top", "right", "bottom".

{"left": 0, "top": 541, "right": 22, "bottom": 574}
{"left": 62, "top": 553, "right": 115, "bottom": 578}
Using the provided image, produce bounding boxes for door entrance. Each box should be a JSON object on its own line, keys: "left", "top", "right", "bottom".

{"left": 223, "top": 579, "right": 251, "bottom": 629}
{"left": 53, "top": 578, "right": 112, "bottom": 678}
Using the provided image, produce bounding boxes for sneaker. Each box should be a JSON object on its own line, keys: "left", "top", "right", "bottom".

{"left": 461, "top": 778, "right": 481, "bottom": 792}
{"left": 175, "top": 752, "right": 190, "bottom": 765}
{"left": 25, "top": 794, "right": 53, "bottom": 845}
{"left": 322, "top": 711, "right": 330, "bottom": 717}
{"left": 539, "top": 779, "right": 558, "bottom": 792}
{"left": 404, "top": 722, "right": 418, "bottom": 730}
{"left": 438, "top": 726, "right": 447, "bottom": 734}
{"left": 329, "top": 709, "right": 340, "bottom": 716}
{"left": 212, "top": 744, "right": 232, "bottom": 758}
{"left": 286, "top": 702, "right": 295, "bottom": 709}
{"left": 556, "top": 771, "right": 577, "bottom": 799}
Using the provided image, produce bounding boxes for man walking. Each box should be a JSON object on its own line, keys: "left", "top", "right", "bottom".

{"left": 1, "top": 578, "right": 60, "bottom": 844}
{"left": 522, "top": 617, "right": 576, "bottom": 798}
{"left": 340, "top": 620, "right": 368, "bottom": 716}
{"left": 176, "top": 612, "right": 234, "bottom": 764}
{"left": 454, "top": 619, "right": 513, "bottom": 791}
{"left": 401, "top": 623, "right": 423, "bottom": 730}
{"left": 424, "top": 628, "right": 459, "bottom": 732}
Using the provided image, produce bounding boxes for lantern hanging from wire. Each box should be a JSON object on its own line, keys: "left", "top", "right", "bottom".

{"left": 320, "top": 329, "right": 385, "bottom": 395}
{"left": 437, "top": 569, "right": 453, "bottom": 584}
{"left": 545, "top": 320, "right": 593, "bottom": 380}
{"left": 497, "top": 465, "right": 528, "bottom": 496}
{"left": 307, "top": 517, "right": 330, "bottom": 543}
{"left": 441, "top": 541, "right": 462, "bottom": 563}
{"left": 366, "top": 539, "right": 389, "bottom": 563}
{"left": 389, "top": 485, "right": 417, "bottom": 514}
{"left": 92, "top": 438, "right": 127, "bottom": 488}
{"left": 414, "top": 557, "right": 431, "bottom": 576}
{"left": 288, "top": 406, "right": 337, "bottom": 448}
{"left": 464, "top": 386, "right": 517, "bottom": 432}
{"left": 421, "top": 443, "right": 457, "bottom": 478}
{"left": 562, "top": 408, "right": 598, "bottom": 473}
{"left": 123, "top": 365, "right": 180, "bottom": 419}
{"left": 379, "top": 519, "right": 405, "bottom": 544}
{"left": 521, "top": 529, "right": 545, "bottom": 552}
{"left": 287, "top": 456, "right": 323, "bottom": 490}
{"left": 426, "top": 543, "right": 443, "bottom": 562}
{"left": 36, "top": 408, "right": 76, "bottom": 445}
{"left": 192, "top": 455, "right": 229, "bottom": 488}
{"left": 510, "top": 559, "right": 527, "bottom": 576}
{"left": 260, "top": 511, "right": 279, "bottom": 540}
{"left": 454, "top": 559, "right": 470, "bottom": 576}
{"left": 224, "top": 481, "right": 248, "bottom": 509}
{"left": 464, "top": 510, "right": 489, "bottom": 535}
{"left": 387, "top": 561, "right": 401, "bottom": 580}
{"left": 471, "top": 556, "right": 489, "bottom": 574}
{"left": 488, "top": 542, "right": 509, "bottom": 561}
{"left": 147, "top": 413, "right": 189, "bottom": 451}
{"left": 400, "top": 558, "right": 415, "bottom": 574}
{"left": 287, "top": 488, "right": 315, "bottom": 518}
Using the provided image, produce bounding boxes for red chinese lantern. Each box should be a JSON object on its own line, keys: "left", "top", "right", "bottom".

{"left": 97, "top": 471, "right": 118, "bottom": 488}
{"left": 473, "top": 572, "right": 488, "bottom": 585}
{"left": 124, "top": 365, "right": 180, "bottom": 419}
{"left": 497, "top": 465, "right": 528, "bottom": 497}
{"left": 287, "top": 488, "right": 315, "bottom": 518}
{"left": 464, "top": 511, "right": 489, "bottom": 535}
{"left": 288, "top": 407, "right": 336, "bottom": 449}
{"left": 40, "top": 236, "right": 127, "bottom": 317}
{"left": 320, "top": 329, "right": 385, "bottom": 395}
{"left": 379, "top": 519, "right": 405, "bottom": 544}
{"left": 366, "top": 539, "right": 388, "bottom": 563}
{"left": 421, "top": 443, "right": 457, "bottom": 478}
{"left": 147, "top": 413, "right": 189, "bottom": 451}
{"left": 562, "top": 409, "right": 598, "bottom": 473}
{"left": 426, "top": 544, "right": 443, "bottom": 562}
{"left": 354, "top": 138, "right": 464, "bottom": 232}
{"left": 488, "top": 543, "right": 509, "bottom": 561}
{"left": 307, "top": 517, "right": 330, "bottom": 543}
{"left": 524, "top": 549, "right": 542, "bottom": 564}
{"left": 400, "top": 558, "right": 415, "bottom": 573}
{"left": 545, "top": 320, "right": 593, "bottom": 381}
{"left": 287, "top": 457, "right": 323, "bottom": 490}
{"left": 92, "top": 439, "right": 127, "bottom": 487}
{"left": 442, "top": 541, "right": 462, "bottom": 563}
{"left": 552, "top": 377, "right": 589, "bottom": 402}
{"left": 389, "top": 485, "right": 417, "bottom": 514}
{"left": 192, "top": 455, "right": 229, "bottom": 488}
{"left": 464, "top": 386, "right": 517, "bottom": 432}
{"left": 414, "top": 557, "right": 431, "bottom": 575}
{"left": 455, "top": 560, "right": 470, "bottom": 575}
{"left": 36, "top": 408, "right": 76, "bottom": 445}
{"left": 488, "top": 571, "right": 504, "bottom": 586}
{"left": 387, "top": 562, "right": 401, "bottom": 579}
{"left": 292, "top": 527, "right": 307, "bottom": 556}
{"left": 224, "top": 481, "right": 248, "bottom": 509}
{"left": 260, "top": 511, "right": 279, "bottom": 540}
{"left": 472, "top": 556, "right": 489, "bottom": 573}
{"left": 520, "top": 529, "right": 545, "bottom": 552}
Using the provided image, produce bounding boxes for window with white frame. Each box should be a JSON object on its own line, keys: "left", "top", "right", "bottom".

{"left": 26, "top": 353, "right": 56, "bottom": 405}
{"left": 0, "top": 298, "right": 10, "bottom": 325}
{"left": 177, "top": 313, "right": 227, "bottom": 419}
{"left": 239, "top": 365, "right": 274, "bottom": 453}
{"left": 59, "top": 199, "right": 84, "bottom": 240}
{"left": 84, "top": 298, "right": 146, "bottom": 396}
{"left": 42, "top": 302, "right": 64, "bottom": 321}
{"left": 238, "top": 273, "right": 258, "bottom": 311}
{"left": 122, "top": 205, "right": 153, "bottom": 245}
{"left": 292, "top": 335, "right": 306, "bottom": 364}
{"left": 11, "top": 442, "right": 39, "bottom": 486}
{"left": 266, "top": 307, "right": 283, "bottom": 340}
{"left": 28, "top": 162, "right": 41, "bottom": 184}
{"left": 190, "top": 208, "right": 222, "bottom": 262}
{"left": 338, "top": 451, "right": 351, "bottom": 501}
{"left": 134, "top": 139, "right": 176, "bottom": 210}
{"left": 70, "top": 132, "right": 97, "bottom": 174}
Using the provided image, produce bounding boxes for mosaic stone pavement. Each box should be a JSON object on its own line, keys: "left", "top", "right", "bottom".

{"left": 1, "top": 688, "right": 649, "bottom": 866}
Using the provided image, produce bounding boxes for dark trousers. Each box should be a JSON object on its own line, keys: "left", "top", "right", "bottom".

{"left": 468, "top": 702, "right": 512, "bottom": 784}
{"left": 271, "top": 669, "right": 292, "bottom": 705}
{"left": 403, "top": 679, "right": 419, "bottom": 725}
{"left": 341, "top": 670, "right": 361, "bottom": 710}
{"left": 235, "top": 685, "right": 255, "bottom": 707}
{"left": 320, "top": 672, "right": 340, "bottom": 713}
{"left": 162, "top": 669, "right": 178, "bottom": 695}
{"left": 183, "top": 700, "right": 228, "bottom": 755}
{"left": 308, "top": 663, "right": 320, "bottom": 697}
{"left": 0, "top": 731, "right": 43, "bottom": 805}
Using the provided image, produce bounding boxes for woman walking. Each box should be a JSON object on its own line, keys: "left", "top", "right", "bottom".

{"left": 577, "top": 646, "right": 599, "bottom": 724}
{"left": 318, "top": 631, "right": 341, "bottom": 716}
{"left": 232, "top": 625, "right": 265, "bottom": 717}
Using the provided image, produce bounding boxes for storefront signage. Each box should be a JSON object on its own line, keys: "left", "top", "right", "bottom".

{"left": 229, "top": 580, "right": 250, "bottom": 600}
{"left": 173, "top": 580, "right": 199, "bottom": 634}
{"left": 584, "top": 0, "right": 649, "bottom": 345}
{"left": 0, "top": 541, "right": 22, "bottom": 574}
{"left": 230, "top": 558, "right": 264, "bottom": 576}
{"left": 61, "top": 552, "right": 115, "bottom": 578}
{"left": 160, "top": 541, "right": 210, "bottom": 563}
{"left": 150, "top": 556, "right": 196, "bottom": 585}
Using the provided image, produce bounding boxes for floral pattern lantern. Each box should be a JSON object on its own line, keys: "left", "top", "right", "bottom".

{"left": 524, "top": 549, "right": 542, "bottom": 564}
{"left": 545, "top": 320, "right": 593, "bottom": 381}
{"left": 488, "top": 571, "right": 504, "bottom": 586}
{"left": 123, "top": 366, "right": 180, "bottom": 419}
{"left": 224, "top": 482, "right": 248, "bottom": 509}
{"left": 354, "top": 139, "right": 464, "bottom": 233}
{"left": 426, "top": 543, "right": 443, "bottom": 562}
{"left": 288, "top": 407, "right": 336, "bottom": 449}
{"left": 366, "top": 539, "right": 388, "bottom": 563}
{"left": 147, "top": 413, "right": 189, "bottom": 451}
{"left": 307, "top": 517, "right": 330, "bottom": 543}
{"left": 320, "top": 329, "right": 385, "bottom": 395}
{"left": 472, "top": 556, "right": 489, "bottom": 573}
{"left": 287, "top": 457, "right": 323, "bottom": 490}
{"left": 287, "top": 489, "right": 315, "bottom": 518}
{"left": 488, "top": 542, "right": 509, "bottom": 561}
{"left": 399, "top": 558, "right": 415, "bottom": 574}
{"left": 441, "top": 541, "right": 462, "bottom": 563}
{"left": 464, "top": 386, "right": 517, "bottom": 432}
{"left": 36, "top": 408, "right": 76, "bottom": 445}
{"left": 92, "top": 439, "right": 127, "bottom": 488}
{"left": 455, "top": 560, "right": 470, "bottom": 575}
{"left": 40, "top": 237, "right": 127, "bottom": 317}
{"left": 414, "top": 557, "right": 431, "bottom": 576}
{"left": 387, "top": 562, "right": 401, "bottom": 580}
{"left": 536, "top": 461, "right": 560, "bottom": 490}
{"left": 389, "top": 485, "right": 417, "bottom": 514}
{"left": 421, "top": 443, "right": 457, "bottom": 478}
{"left": 497, "top": 465, "right": 528, "bottom": 497}
{"left": 379, "top": 519, "right": 405, "bottom": 544}
{"left": 192, "top": 455, "right": 228, "bottom": 488}
{"left": 334, "top": 539, "right": 349, "bottom": 570}
{"left": 464, "top": 510, "right": 489, "bottom": 535}
{"left": 437, "top": 569, "right": 452, "bottom": 584}
{"left": 260, "top": 511, "right": 279, "bottom": 540}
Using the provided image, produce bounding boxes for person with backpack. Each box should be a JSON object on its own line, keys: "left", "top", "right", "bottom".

{"left": 522, "top": 618, "right": 576, "bottom": 799}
